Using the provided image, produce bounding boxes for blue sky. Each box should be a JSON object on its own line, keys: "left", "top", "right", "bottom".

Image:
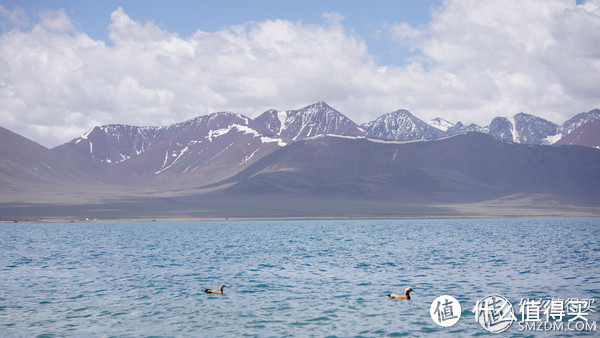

{"left": 1, "top": 0, "right": 599, "bottom": 147}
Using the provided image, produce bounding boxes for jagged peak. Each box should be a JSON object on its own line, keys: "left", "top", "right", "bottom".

{"left": 366, "top": 109, "right": 419, "bottom": 125}
{"left": 428, "top": 117, "right": 454, "bottom": 131}
{"left": 189, "top": 111, "right": 244, "bottom": 120}
{"left": 513, "top": 112, "right": 557, "bottom": 125}
{"left": 296, "top": 101, "right": 339, "bottom": 114}
{"left": 275, "top": 102, "right": 356, "bottom": 123}
{"left": 257, "top": 102, "right": 342, "bottom": 120}
{"left": 391, "top": 108, "right": 412, "bottom": 114}
{"left": 262, "top": 108, "right": 279, "bottom": 115}
{"left": 491, "top": 116, "right": 510, "bottom": 122}
{"left": 387, "top": 109, "right": 413, "bottom": 117}
{"left": 513, "top": 112, "right": 533, "bottom": 121}
{"left": 73, "top": 124, "right": 149, "bottom": 143}
{"left": 254, "top": 101, "right": 365, "bottom": 139}
{"left": 588, "top": 108, "right": 600, "bottom": 116}
{"left": 179, "top": 111, "right": 254, "bottom": 129}
{"left": 305, "top": 101, "right": 332, "bottom": 109}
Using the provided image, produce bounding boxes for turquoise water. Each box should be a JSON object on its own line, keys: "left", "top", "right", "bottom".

{"left": 1, "top": 219, "right": 599, "bottom": 336}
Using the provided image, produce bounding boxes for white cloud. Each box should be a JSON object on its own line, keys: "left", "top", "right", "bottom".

{"left": 38, "top": 8, "right": 75, "bottom": 32}
{"left": 388, "top": 0, "right": 600, "bottom": 125}
{"left": 388, "top": 22, "right": 423, "bottom": 45}
{"left": 0, "top": 2, "right": 599, "bottom": 147}
{"left": 0, "top": 5, "right": 30, "bottom": 29}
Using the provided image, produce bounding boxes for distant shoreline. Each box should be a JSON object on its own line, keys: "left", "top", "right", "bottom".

{"left": 3, "top": 213, "right": 599, "bottom": 224}
{"left": 2, "top": 193, "right": 599, "bottom": 224}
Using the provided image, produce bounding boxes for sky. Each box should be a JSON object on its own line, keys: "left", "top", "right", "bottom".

{"left": 1, "top": 0, "right": 599, "bottom": 148}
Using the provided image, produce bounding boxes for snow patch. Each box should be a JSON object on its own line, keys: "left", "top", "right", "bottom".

{"left": 507, "top": 116, "right": 519, "bottom": 143}
{"left": 428, "top": 118, "right": 454, "bottom": 131}
{"left": 242, "top": 148, "right": 260, "bottom": 164}
{"left": 207, "top": 124, "right": 260, "bottom": 142}
{"left": 206, "top": 124, "right": 286, "bottom": 146}
{"left": 545, "top": 133, "right": 563, "bottom": 145}
{"left": 309, "top": 133, "right": 454, "bottom": 145}
{"left": 261, "top": 136, "right": 287, "bottom": 146}
{"left": 205, "top": 142, "right": 234, "bottom": 163}
{"left": 102, "top": 152, "right": 131, "bottom": 164}
{"left": 155, "top": 146, "right": 189, "bottom": 174}
{"left": 277, "top": 111, "right": 288, "bottom": 134}
{"left": 79, "top": 128, "right": 93, "bottom": 141}
{"left": 158, "top": 151, "right": 169, "bottom": 172}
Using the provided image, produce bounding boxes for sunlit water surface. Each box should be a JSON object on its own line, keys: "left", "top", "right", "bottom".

{"left": 1, "top": 219, "right": 599, "bottom": 336}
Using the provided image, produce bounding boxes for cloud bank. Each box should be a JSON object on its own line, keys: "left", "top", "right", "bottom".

{"left": 1, "top": 1, "right": 599, "bottom": 147}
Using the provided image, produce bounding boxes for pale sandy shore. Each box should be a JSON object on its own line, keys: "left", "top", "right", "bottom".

{"left": 3, "top": 208, "right": 599, "bottom": 224}
{"left": 1, "top": 193, "right": 598, "bottom": 223}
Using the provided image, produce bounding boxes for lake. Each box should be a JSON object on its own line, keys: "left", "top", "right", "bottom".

{"left": 1, "top": 219, "right": 599, "bottom": 336}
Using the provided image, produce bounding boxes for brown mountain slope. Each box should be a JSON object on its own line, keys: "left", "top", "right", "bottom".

{"left": 554, "top": 119, "right": 600, "bottom": 148}
{"left": 217, "top": 133, "right": 600, "bottom": 204}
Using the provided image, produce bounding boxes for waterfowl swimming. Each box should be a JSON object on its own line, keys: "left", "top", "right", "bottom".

{"left": 204, "top": 284, "right": 226, "bottom": 294}
{"left": 387, "top": 287, "right": 413, "bottom": 300}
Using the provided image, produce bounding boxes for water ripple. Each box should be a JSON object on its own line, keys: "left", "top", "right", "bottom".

{"left": 0, "top": 219, "right": 598, "bottom": 336}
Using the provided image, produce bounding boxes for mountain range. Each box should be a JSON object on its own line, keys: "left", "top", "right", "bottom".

{"left": 362, "top": 107, "right": 600, "bottom": 147}
{"left": 1, "top": 102, "right": 599, "bottom": 220}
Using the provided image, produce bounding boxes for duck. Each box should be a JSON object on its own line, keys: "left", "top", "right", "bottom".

{"left": 204, "top": 284, "right": 226, "bottom": 294}
{"left": 387, "top": 287, "right": 413, "bottom": 300}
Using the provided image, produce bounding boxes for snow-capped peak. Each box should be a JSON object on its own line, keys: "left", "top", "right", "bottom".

{"left": 428, "top": 117, "right": 454, "bottom": 131}
{"left": 362, "top": 109, "right": 446, "bottom": 141}
{"left": 254, "top": 102, "right": 367, "bottom": 140}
